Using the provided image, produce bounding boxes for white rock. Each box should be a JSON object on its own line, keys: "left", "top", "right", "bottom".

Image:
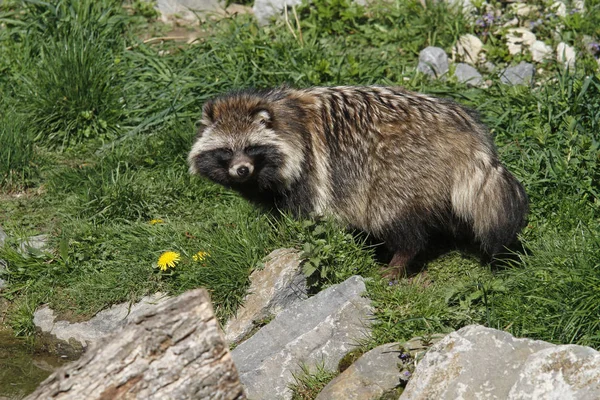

{"left": 557, "top": 42, "right": 576, "bottom": 69}
{"left": 506, "top": 28, "right": 536, "bottom": 55}
{"left": 530, "top": 40, "right": 553, "bottom": 62}
{"left": 512, "top": 3, "right": 537, "bottom": 16}
{"left": 452, "top": 34, "right": 483, "bottom": 65}
{"left": 551, "top": 1, "right": 567, "bottom": 17}
{"left": 574, "top": 0, "right": 585, "bottom": 11}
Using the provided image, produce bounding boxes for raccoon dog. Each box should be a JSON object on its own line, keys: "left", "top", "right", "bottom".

{"left": 188, "top": 86, "right": 528, "bottom": 276}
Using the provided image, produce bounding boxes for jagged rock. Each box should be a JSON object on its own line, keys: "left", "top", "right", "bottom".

{"left": 454, "top": 63, "right": 483, "bottom": 86}
{"left": 315, "top": 343, "right": 402, "bottom": 400}
{"left": 417, "top": 47, "right": 449, "bottom": 78}
{"left": 500, "top": 61, "right": 535, "bottom": 85}
{"left": 33, "top": 293, "right": 170, "bottom": 354}
{"left": 224, "top": 248, "right": 306, "bottom": 345}
{"left": 557, "top": 42, "right": 576, "bottom": 69}
{"left": 26, "top": 289, "right": 245, "bottom": 400}
{"left": 253, "top": 0, "right": 303, "bottom": 25}
{"left": 506, "top": 28, "right": 536, "bottom": 55}
{"left": 400, "top": 325, "right": 600, "bottom": 400}
{"left": 530, "top": 40, "right": 553, "bottom": 62}
{"left": 452, "top": 34, "right": 483, "bottom": 65}
{"left": 231, "top": 276, "right": 372, "bottom": 400}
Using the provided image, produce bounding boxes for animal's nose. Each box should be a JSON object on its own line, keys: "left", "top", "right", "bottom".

{"left": 237, "top": 166, "right": 250, "bottom": 177}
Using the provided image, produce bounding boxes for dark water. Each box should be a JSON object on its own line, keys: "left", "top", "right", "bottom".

{"left": 0, "top": 331, "right": 69, "bottom": 400}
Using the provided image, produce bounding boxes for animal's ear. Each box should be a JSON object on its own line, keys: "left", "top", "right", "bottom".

{"left": 201, "top": 100, "right": 216, "bottom": 126}
{"left": 252, "top": 107, "right": 273, "bottom": 128}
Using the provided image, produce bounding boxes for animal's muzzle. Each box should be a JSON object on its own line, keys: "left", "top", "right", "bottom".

{"left": 229, "top": 154, "right": 254, "bottom": 182}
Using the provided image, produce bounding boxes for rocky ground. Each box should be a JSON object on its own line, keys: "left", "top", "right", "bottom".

{"left": 21, "top": 248, "right": 600, "bottom": 399}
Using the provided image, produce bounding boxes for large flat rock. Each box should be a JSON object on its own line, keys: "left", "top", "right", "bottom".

{"left": 231, "top": 275, "right": 372, "bottom": 400}
{"left": 400, "top": 325, "right": 600, "bottom": 400}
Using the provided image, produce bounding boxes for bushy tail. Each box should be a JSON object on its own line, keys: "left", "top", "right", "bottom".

{"left": 452, "top": 163, "right": 528, "bottom": 255}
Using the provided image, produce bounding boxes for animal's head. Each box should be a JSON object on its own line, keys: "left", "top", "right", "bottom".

{"left": 188, "top": 90, "right": 307, "bottom": 193}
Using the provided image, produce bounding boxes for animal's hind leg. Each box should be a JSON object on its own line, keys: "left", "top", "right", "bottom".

{"left": 379, "top": 216, "right": 428, "bottom": 280}
{"left": 381, "top": 249, "right": 418, "bottom": 280}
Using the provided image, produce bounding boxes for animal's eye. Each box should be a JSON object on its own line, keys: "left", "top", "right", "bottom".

{"left": 244, "top": 145, "right": 265, "bottom": 157}
{"left": 214, "top": 148, "right": 233, "bottom": 161}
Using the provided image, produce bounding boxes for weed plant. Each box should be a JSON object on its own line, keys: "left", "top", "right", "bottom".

{"left": 0, "top": 0, "right": 599, "bottom": 383}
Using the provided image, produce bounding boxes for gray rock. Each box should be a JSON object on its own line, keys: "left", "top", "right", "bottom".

{"left": 400, "top": 325, "right": 600, "bottom": 400}
{"left": 33, "top": 292, "right": 170, "bottom": 351}
{"left": 315, "top": 343, "right": 402, "bottom": 400}
{"left": 253, "top": 0, "right": 303, "bottom": 25}
{"left": 155, "top": 0, "right": 224, "bottom": 22}
{"left": 417, "top": 47, "right": 449, "bottom": 78}
{"left": 454, "top": 63, "right": 483, "bottom": 86}
{"left": 500, "top": 61, "right": 535, "bottom": 85}
{"left": 224, "top": 248, "right": 306, "bottom": 345}
{"left": 231, "top": 276, "right": 372, "bottom": 400}
{"left": 0, "top": 225, "right": 6, "bottom": 247}
{"left": 0, "top": 226, "right": 6, "bottom": 290}
{"left": 19, "top": 234, "right": 49, "bottom": 253}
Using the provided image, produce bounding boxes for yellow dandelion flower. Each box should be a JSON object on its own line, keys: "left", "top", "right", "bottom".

{"left": 157, "top": 251, "right": 180, "bottom": 271}
{"left": 193, "top": 251, "right": 210, "bottom": 262}
{"left": 149, "top": 219, "right": 164, "bottom": 225}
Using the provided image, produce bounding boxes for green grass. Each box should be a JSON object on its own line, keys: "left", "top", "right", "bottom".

{"left": 0, "top": 0, "right": 599, "bottom": 372}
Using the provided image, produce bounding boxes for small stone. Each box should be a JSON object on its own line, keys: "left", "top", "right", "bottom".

{"left": 0, "top": 226, "right": 6, "bottom": 247}
{"left": 253, "top": 0, "right": 303, "bottom": 25}
{"left": 417, "top": 47, "right": 449, "bottom": 78}
{"left": 0, "top": 226, "right": 6, "bottom": 291}
{"left": 506, "top": 28, "right": 536, "bottom": 55}
{"left": 551, "top": 1, "right": 567, "bottom": 17}
{"left": 500, "top": 61, "right": 535, "bottom": 85}
{"left": 224, "top": 248, "right": 306, "bottom": 345}
{"left": 315, "top": 343, "right": 403, "bottom": 400}
{"left": 512, "top": 3, "right": 537, "bottom": 16}
{"left": 452, "top": 34, "right": 483, "bottom": 65}
{"left": 557, "top": 42, "right": 576, "bottom": 69}
{"left": 231, "top": 276, "right": 372, "bottom": 400}
{"left": 454, "top": 63, "right": 483, "bottom": 86}
{"left": 19, "top": 234, "right": 49, "bottom": 254}
{"left": 155, "top": 0, "right": 225, "bottom": 23}
{"left": 530, "top": 40, "right": 553, "bottom": 62}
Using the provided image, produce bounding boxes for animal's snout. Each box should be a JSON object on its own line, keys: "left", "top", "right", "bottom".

{"left": 236, "top": 165, "right": 250, "bottom": 178}
{"left": 229, "top": 154, "right": 254, "bottom": 181}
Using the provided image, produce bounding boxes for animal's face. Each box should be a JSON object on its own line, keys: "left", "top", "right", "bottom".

{"left": 187, "top": 94, "right": 304, "bottom": 193}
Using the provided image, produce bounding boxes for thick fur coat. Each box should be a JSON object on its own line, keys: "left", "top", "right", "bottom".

{"left": 188, "top": 86, "right": 528, "bottom": 270}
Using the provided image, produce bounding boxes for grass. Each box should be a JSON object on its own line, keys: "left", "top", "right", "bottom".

{"left": 0, "top": 2, "right": 599, "bottom": 397}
